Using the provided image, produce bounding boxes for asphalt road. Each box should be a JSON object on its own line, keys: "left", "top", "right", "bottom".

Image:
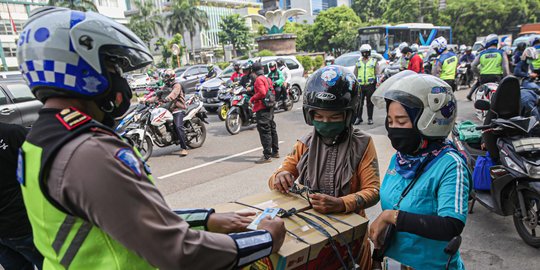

{"left": 145, "top": 87, "right": 540, "bottom": 270}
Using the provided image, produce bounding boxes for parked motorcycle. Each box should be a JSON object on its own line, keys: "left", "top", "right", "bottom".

{"left": 451, "top": 77, "right": 540, "bottom": 248}
{"left": 126, "top": 94, "right": 208, "bottom": 159}
{"left": 473, "top": 82, "right": 498, "bottom": 122}
{"left": 115, "top": 103, "right": 153, "bottom": 160}
{"left": 225, "top": 85, "right": 256, "bottom": 135}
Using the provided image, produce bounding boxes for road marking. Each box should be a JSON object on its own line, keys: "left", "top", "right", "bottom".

{"left": 158, "top": 141, "right": 285, "bottom": 180}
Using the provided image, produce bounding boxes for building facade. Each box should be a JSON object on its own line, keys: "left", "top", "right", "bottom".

{"left": 280, "top": 0, "right": 350, "bottom": 24}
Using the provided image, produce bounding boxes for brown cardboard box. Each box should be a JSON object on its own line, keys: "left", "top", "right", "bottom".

{"left": 214, "top": 190, "right": 369, "bottom": 270}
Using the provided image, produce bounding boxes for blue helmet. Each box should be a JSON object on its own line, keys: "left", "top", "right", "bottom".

{"left": 17, "top": 7, "right": 153, "bottom": 101}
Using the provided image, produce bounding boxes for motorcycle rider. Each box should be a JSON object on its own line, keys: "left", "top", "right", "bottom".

{"left": 398, "top": 42, "right": 410, "bottom": 71}
{"left": 267, "top": 61, "right": 285, "bottom": 104}
{"left": 515, "top": 47, "right": 539, "bottom": 89}
{"left": 203, "top": 63, "right": 217, "bottom": 82}
{"left": 401, "top": 46, "right": 424, "bottom": 73}
{"left": 528, "top": 36, "right": 540, "bottom": 74}
{"left": 431, "top": 36, "right": 458, "bottom": 92}
{"left": 16, "top": 7, "right": 285, "bottom": 269}
{"left": 277, "top": 58, "right": 291, "bottom": 102}
{"left": 411, "top": 43, "right": 423, "bottom": 60}
{"left": 513, "top": 42, "right": 527, "bottom": 66}
{"left": 459, "top": 46, "right": 475, "bottom": 86}
{"left": 325, "top": 55, "right": 335, "bottom": 66}
{"left": 469, "top": 34, "right": 510, "bottom": 100}
{"left": 160, "top": 69, "right": 189, "bottom": 156}
{"left": 354, "top": 44, "right": 380, "bottom": 125}
{"left": 251, "top": 62, "right": 279, "bottom": 163}
{"left": 239, "top": 61, "right": 256, "bottom": 90}
{"left": 229, "top": 61, "right": 243, "bottom": 82}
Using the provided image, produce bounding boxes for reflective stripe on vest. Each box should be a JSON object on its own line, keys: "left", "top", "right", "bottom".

{"left": 533, "top": 46, "right": 540, "bottom": 70}
{"left": 479, "top": 49, "right": 503, "bottom": 75}
{"left": 440, "top": 55, "right": 458, "bottom": 80}
{"left": 356, "top": 58, "right": 376, "bottom": 85}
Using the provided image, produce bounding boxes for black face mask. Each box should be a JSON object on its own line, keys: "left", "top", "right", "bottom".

{"left": 362, "top": 52, "right": 370, "bottom": 58}
{"left": 386, "top": 126, "right": 423, "bottom": 155}
{"left": 98, "top": 73, "right": 132, "bottom": 127}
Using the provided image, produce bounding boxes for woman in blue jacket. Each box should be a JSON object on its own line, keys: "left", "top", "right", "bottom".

{"left": 368, "top": 71, "right": 471, "bottom": 270}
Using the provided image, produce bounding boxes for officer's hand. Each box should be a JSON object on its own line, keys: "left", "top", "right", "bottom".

{"left": 207, "top": 212, "right": 256, "bottom": 234}
{"left": 531, "top": 73, "right": 538, "bottom": 79}
{"left": 273, "top": 171, "right": 294, "bottom": 193}
{"left": 258, "top": 216, "right": 285, "bottom": 253}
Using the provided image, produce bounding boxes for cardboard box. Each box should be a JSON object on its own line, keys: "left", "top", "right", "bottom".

{"left": 214, "top": 190, "right": 369, "bottom": 270}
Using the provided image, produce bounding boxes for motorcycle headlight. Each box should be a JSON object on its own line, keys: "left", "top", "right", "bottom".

{"left": 504, "top": 157, "right": 527, "bottom": 175}
{"left": 524, "top": 162, "right": 540, "bottom": 179}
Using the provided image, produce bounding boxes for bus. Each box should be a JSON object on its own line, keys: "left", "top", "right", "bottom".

{"left": 358, "top": 23, "right": 452, "bottom": 59}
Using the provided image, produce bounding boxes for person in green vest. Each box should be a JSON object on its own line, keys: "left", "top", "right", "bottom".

{"left": 431, "top": 36, "right": 459, "bottom": 92}
{"left": 528, "top": 35, "right": 540, "bottom": 74}
{"left": 353, "top": 44, "right": 380, "bottom": 125}
{"left": 16, "top": 7, "right": 285, "bottom": 270}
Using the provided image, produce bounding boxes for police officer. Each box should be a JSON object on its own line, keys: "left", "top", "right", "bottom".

{"left": 431, "top": 36, "right": 458, "bottom": 92}
{"left": 354, "top": 44, "right": 380, "bottom": 125}
{"left": 17, "top": 7, "right": 285, "bottom": 269}
{"left": 469, "top": 34, "right": 510, "bottom": 100}
{"left": 528, "top": 36, "right": 540, "bottom": 74}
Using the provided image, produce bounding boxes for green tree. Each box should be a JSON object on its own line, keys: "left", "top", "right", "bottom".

{"left": 48, "top": 0, "right": 97, "bottom": 11}
{"left": 311, "top": 6, "right": 362, "bottom": 53}
{"left": 313, "top": 55, "right": 324, "bottom": 69}
{"left": 166, "top": 0, "right": 209, "bottom": 60}
{"left": 351, "top": 0, "right": 387, "bottom": 23}
{"left": 283, "top": 21, "right": 313, "bottom": 52}
{"left": 218, "top": 14, "right": 252, "bottom": 58}
{"left": 127, "top": 0, "right": 164, "bottom": 47}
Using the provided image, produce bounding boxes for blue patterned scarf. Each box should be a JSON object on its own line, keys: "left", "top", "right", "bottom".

{"left": 395, "top": 140, "right": 456, "bottom": 179}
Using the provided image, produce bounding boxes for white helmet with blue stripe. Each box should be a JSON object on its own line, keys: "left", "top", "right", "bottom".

{"left": 430, "top": 36, "right": 447, "bottom": 55}
{"left": 484, "top": 34, "right": 499, "bottom": 48}
{"left": 17, "top": 7, "right": 153, "bottom": 101}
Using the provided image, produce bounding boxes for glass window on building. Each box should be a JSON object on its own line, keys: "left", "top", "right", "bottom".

{"left": 98, "top": 0, "right": 119, "bottom": 7}
{"left": 3, "top": 42, "right": 17, "bottom": 57}
{"left": 312, "top": 0, "right": 337, "bottom": 15}
{"left": 0, "top": 21, "right": 10, "bottom": 35}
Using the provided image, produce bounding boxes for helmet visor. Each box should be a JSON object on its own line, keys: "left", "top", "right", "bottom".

{"left": 101, "top": 45, "right": 153, "bottom": 73}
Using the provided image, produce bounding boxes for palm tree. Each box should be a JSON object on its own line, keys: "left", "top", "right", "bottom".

{"left": 128, "top": 0, "right": 165, "bottom": 46}
{"left": 48, "top": 0, "right": 98, "bottom": 12}
{"left": 166, "top": 0, "right": 208, "bottom": 63}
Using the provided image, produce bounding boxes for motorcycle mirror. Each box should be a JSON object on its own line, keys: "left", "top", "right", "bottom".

{"left": 444, "top": 236, "right": 462, "bottom": 256}
{"left": 474, "top": 99, "right": 491, "bottom": 111}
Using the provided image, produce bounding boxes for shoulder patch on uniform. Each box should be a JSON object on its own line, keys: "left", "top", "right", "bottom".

{"left": 115, "top": 148, "right": 142, "bottom": 177}
{"left": 55, "top": 107, "right": 91, "bottom": 131}
{"left": 17, "top": 148, "right": 25, "bottom": 185}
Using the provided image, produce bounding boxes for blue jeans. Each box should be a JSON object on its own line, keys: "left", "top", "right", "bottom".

{"left": 0, "top": 234, "right": 43, "bottom": 270}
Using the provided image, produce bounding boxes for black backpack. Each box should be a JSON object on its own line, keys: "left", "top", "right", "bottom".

{"left": 261, "top": 76, "right": 275, "bottom": 108}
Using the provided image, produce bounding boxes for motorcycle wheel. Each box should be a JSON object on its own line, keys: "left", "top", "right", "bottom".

{"left": 186, "top": 119, "right": 206, "bottom": 148}
{"left": 218, "top": 104, "right": 229, "bottom": 121}
{"left": 290, "top": 86, "right": 301, "bottom": 103}
{"left": 129, "top": 134, "right": 153, "bottom": 161}
{"left": 225, "top": 111, "right": 243, "bottom": 135}
{"left": 513, "top": 190, "right": 540, "bottom": 248}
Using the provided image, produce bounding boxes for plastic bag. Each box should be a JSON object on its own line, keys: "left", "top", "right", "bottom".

{"left": 472, "top": 152, "right": 494, "bottom": 190}
{"left": 457, "top": 120, "right": 482, "bottom": 143}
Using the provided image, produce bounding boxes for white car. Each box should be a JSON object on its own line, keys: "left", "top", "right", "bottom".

{"left": 128, "top": 73, "right": 150, "bottom": 90}
{"left": 252, "top": 56, "right": 306, "bottom": 103}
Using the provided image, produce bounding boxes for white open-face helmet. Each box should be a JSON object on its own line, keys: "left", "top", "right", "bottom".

{"left": 371, "top": 70, "right": 457, "bottom": 139}
{"left": 522, "top": 47, "right": 539, "bottom": 61}
{"left": 484, "top": 34, "right": 499, "bottom": 48}
{"left": 410, "top": 43, "right": 419, "bottom": 52}
{"left": 360, "top": 44, "right": 372, "bottom": 53}
{"left": 17, "top": 7, "right": 153, "bottom": 101}
{"left": 430, "top": 36, "right": 448, "bottom": 55}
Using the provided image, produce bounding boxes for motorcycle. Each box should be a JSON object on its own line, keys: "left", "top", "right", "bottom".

{"left": 380, "top": 62, "right": 401, "bottom": 83}
{"left": 473, "top": 82, "right": 498, "bottom": 122}
{"left": 451, "top": 77, "right": 540, "bottom": 248}
{"left": 217, "top": 81, "right": 234, "bottom": 121}
{"left": 455, "top": 63, "right": 472, "bottom": 89}
{"left": 115, "top": 103, "right": 153, "bottom": 160}
{"left": 274, "top": 84, "right": 294, "bottom": 111}
{"left": 225, "top": 85, "right": 257, "bottom": 135}
{"left": 126, "top": 94, "right": 208, "bottom": 159}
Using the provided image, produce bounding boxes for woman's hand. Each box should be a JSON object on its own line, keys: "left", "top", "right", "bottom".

{"left": 273, "top": 171, "right": 295, "bottom": 193}
{"left": 368, "top": 210, "right": 398, "bottom": 249}
{"left": 308, "top": 194, "right": 345, "bottom": 214}
{"left": 207, "top": 212, "right": 256, "bottom": 234}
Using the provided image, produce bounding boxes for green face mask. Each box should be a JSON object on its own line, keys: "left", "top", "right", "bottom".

{"left": 313, "top": 120, "right": 346, "bottom": 138}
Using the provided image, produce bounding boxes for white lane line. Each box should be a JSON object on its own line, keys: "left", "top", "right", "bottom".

{"left": 158, "top": 141, "right": 285, "bottom": 180}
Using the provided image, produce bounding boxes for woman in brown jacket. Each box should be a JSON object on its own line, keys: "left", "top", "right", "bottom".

{"left": 268, "top": 66, "right": 380, "bottom": 269}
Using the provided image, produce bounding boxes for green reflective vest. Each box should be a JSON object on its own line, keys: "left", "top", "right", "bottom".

{"left": 19, "top": 110, "right": 156, "bottom": 270}
{"left": 440, "top": 55, "right": 458, "bottom": 80}
{"left": 479, "top": 49, "right": 504, "bottom": 75}
{"left": 532, "top": 46, "right": 540, "bottom": 70}
{"left": 356, "top": 58, "right": 377, "bottom": 85}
